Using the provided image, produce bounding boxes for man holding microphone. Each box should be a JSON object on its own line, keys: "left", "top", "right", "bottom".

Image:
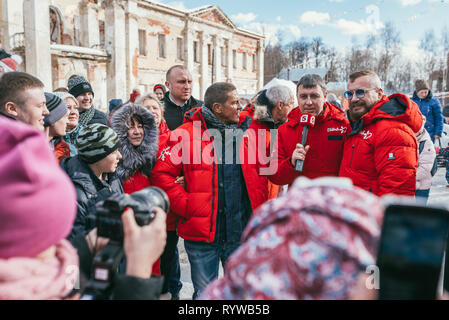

{"left": 268, "top": 74, "right": 350, "bottom": 186}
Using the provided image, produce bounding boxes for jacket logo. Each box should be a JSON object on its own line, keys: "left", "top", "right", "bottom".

{"left": 327, "top": 126, "right": 347, "bottom": 134}
{"left": 387, "top": 153, "right": 396, "bottom": 160}
{"left": 360, "top": 130, "right": 372, "bottom": 140}
{"left": 158, "top": 146, "right": 171, "bottom": 161}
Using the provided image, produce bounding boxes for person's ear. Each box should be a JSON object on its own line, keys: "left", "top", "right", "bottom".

{"left": 4, "top": 102, "right": 19, "bottom": 118}
{"left": 377, "top": 88, "right": 383, "bottom": 99}
{"left": 164, "top": 81, "right": 170, "bottom": 91}
{"left": 212, "top": 102, "right": 222, "bottom": 115}
{"left": 276, "top": 101, "right": 283, "bottom": 110}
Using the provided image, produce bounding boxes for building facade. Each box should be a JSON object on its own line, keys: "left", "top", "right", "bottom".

{"left": 1, "top": 0, "right": 264, "bottom": 112}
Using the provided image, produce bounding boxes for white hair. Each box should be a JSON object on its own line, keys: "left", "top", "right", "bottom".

{"left": 266, "top": 85, "right": 294, "bottom": 106}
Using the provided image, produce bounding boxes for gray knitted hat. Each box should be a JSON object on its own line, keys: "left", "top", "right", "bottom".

{"left": 76, "top": 124, "right": 120, "bottom": 164}
{"left": 44, "top": 92, "right": 68, "bottom": 127}
{"left": 68, "top": 76, "right": 94, "bottom": 98}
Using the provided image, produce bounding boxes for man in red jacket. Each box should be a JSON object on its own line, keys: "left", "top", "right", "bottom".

{"left": 339, "top": 70, "right": 423, "bottom": 196}
{"left": 268, "top": 74, "right": 350, "bottom": 186}
{"left": 151, "top": 82, "right": 265, "bottom": 299}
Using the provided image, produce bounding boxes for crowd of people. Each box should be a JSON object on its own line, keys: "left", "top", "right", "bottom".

{"left": 1, "top": 50, "right": 448, "bottom": 300}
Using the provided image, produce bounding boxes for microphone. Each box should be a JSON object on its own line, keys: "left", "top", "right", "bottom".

{"left": 295, "top": 113, "right": 316, "bottom": 172}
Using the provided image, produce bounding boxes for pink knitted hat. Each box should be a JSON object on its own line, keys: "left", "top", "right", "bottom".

{"left": 0, "top": 117, "right": 77, "bottom": 259}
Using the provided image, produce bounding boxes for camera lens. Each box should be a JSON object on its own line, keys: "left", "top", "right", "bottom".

{"left": 130, "top": 186, "right": 170, "bottom": 213}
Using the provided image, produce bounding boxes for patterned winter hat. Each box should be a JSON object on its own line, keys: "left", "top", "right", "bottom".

{"left": 44, "top": 92, "right": 68, "bottom": 127}
{"left": 76, "top": 124, "right": 120, "bottom": 164}
{"left": 67, "top": 76, "right": 94, "bottom": 98}
{"left": 200, "top": 177, "right": 384, "bottom": 300}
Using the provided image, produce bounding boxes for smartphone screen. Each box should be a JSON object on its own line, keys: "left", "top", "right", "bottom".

{"left": 377, "top": 204, "right": 449, "bottom": 300}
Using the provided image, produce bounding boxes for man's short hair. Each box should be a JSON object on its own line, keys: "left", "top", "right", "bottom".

{"left": 297, "top": 74, "right": 327, "bottom": 94}
{"left": 166, "top": 65, "right": 189, "bottom": 82}
{"left": 204, "top": 82, "right": 237, "bottom": 109}
{"left": 349, "top": 70, "right": 381, "bottom": 88}
{"left": 0, "top": 72, "right": 44, "bottom": 112}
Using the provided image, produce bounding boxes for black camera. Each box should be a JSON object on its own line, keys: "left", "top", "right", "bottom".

{"left": 82, "top": 187, "right": 169, "bottom": 300}
{"left": 88, "top": 186, "right": 170, "bottom": 243}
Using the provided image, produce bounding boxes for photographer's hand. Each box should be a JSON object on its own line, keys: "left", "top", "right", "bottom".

{"left": 85, "top": 228, "right": 109, "bottom": 254}
{"left": 121, "top": 207, "right": 167, "bottom": 279}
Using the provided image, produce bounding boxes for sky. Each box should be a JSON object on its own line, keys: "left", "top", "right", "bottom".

{"left": 155, "top": 0, "right": 449, "bottom": 60}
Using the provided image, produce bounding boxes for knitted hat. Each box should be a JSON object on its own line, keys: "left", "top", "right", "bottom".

{"left": 0, "top": 57, "right": 18, "bottom": 73}
{"left": 109, "top": 99, "right": 123, "bottom": 113}
{"left": 200, "top": 177, "right": 383, "bottom": 300}
{"left": 44, "top": 92, "right": 68, "bottom": 127}
{"left": 76, "top": 123, "right": 120, "bottom": 164}
{"left": 0, "top": 117, "right": 77, "bottom": 259}
{"left": 67, "top": 76, "right": 94, "bottom": 98}
{"left": 153, "top": 84, "right": 166, "bottom": 94}
{"left": 415, "top": 79, "right": 430, "bottom": 93}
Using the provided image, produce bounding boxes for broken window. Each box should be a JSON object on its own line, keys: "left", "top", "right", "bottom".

{"left": 139, "top": 29, "right": 147, "bottom": 56}
{"left": 177, "top": 38, "right": 184, "bottom": 61}
{"left": 158, "top": 34, "right": 166, "bottom": 58}
{"left": 242, "top": 52, "right": 247, "bottom": 70}
{"left": 193, "top": 41, "right": 200, "bottom": 63}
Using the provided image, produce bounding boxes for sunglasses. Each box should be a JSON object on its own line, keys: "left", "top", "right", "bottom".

{"left": 344, "top": 88, "right": 379, "bottom": 100}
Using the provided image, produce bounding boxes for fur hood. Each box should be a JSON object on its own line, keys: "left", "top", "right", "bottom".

{"left": 110, "top": 103, "right": 159, "bottom": 181}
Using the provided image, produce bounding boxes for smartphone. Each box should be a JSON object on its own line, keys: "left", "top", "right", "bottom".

{"left": 377, "top": 204, "right": 449, "bottom": 300}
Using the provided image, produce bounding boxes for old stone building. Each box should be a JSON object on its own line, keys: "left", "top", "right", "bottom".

{"left": 1, "top": 0, "right": 264, "bottom": 112}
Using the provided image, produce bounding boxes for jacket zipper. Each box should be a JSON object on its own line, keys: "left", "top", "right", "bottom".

{"left": 210, "top": 136, "right": 216, "bottom": 233}
{"left": 350, "top": 143, "right": 355, "bottom": 168}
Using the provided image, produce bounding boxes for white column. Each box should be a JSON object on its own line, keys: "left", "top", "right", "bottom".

{"left": 2, "top": 0, "right": 24, "bottom": 52}
{"left": 125, "top": 0, "right": 139, "bottom": 95}
{"left": 213, "top": 36, "right": 222, "bottom": 83}
{"left": 79, "top": 0, "right": 100, "bottom": 48}
{"left": 23, "top": 0, "right": 52, "bottom": 90}
{"left": 104, "top": 0, "right": 127, "bottom": 101}
{"left": 226, "top": 39, "right": 233, "bottom": 83}
{"left": 257, "top": 39, "right": 265, "bottom": 90}
{"left": 184, "top": 19, "right": 194, "bottom": 71}
{"left": 200, "top": 32, "right": 209, "bottom": 98}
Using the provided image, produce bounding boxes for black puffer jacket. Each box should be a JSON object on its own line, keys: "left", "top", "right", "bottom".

{"left": 60, "top": 155, "right": 124, "bottom": 241}
{"left": 162, "top": 91, "right": 203, "bottom": 130}
{"left": 110, "top": 103, "right": 159, "bottom": 182}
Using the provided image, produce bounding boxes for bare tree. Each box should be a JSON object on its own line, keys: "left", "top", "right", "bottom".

{"left": 311, "top": 37, "right": 325, "bottom": 68}
{"left": 264, "top": 44, "right": 288, "bottom": 84}
{"left": 418, "top": 29, "right": 440, "bottom": 82}
{"left": 377, "top": 22, "right": 401, "bottom": 87}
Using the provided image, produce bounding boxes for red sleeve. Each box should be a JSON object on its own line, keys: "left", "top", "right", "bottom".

{"left": 267, "top": 127, "right": 300, "bottom": 186}
{"left": 150, "top": 131, "right": 190, "bottom": 218}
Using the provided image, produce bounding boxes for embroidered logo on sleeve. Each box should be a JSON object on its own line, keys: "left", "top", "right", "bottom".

{"left": 387, "top": 152, "right": 396, "bottom": 160}
{"left": 158, "top": 146, "right": 171, "bottom": 161}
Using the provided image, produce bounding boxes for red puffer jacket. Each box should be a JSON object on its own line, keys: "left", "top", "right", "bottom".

{"left": 269, "top": 103, "right": 350, "bottom": 186}
{"left": 239, "top": 104, "right": 255, "bottom": 126}
{"left": 244, "top": 105, "right": 284, "bottom": 200}
{"left": 150, "top": 107, "right": 267, "bottom": 243}
{"left": 339, "top": 94, "right": 423, "bottom": 197}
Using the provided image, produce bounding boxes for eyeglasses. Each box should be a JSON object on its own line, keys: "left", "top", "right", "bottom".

{"left": 344, "top": 88, "right": 379, "bottom": 100}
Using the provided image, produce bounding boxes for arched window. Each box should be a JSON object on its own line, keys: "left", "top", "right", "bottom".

{"left": 49, "top": 7, "right": 63, "bottom": 44}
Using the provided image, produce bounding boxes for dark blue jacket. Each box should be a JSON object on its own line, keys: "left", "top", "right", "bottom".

{"left": 412, "top": 90, "right": 443, "bottom": 141}
{"left": 61, "top": 155, "right": 124, "bottom": 241}
{"left": 209, "top": 118, "right": 253, "bottom": 244}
